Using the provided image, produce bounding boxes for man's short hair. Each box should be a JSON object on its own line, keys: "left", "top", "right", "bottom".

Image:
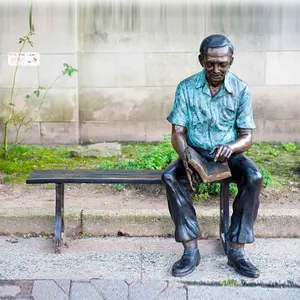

{"left": 199, "top": 34, "right": 234, "bottom": 56}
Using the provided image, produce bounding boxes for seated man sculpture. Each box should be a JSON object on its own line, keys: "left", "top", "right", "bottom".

{"left": 161, "top": 34, "right": 262, "bottom": 278}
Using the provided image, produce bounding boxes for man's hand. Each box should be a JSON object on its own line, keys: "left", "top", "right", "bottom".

{"left": 170, "top": 125, "right": 200, "bottom": 190}
{"left": 210, "top": 129, "right": 253, "bottom": 162}
{"left": 210, "top": 144, "right": 233, "bottom": 162}
{"left": 183, "top": 148, "right": 200, "bottom": 191}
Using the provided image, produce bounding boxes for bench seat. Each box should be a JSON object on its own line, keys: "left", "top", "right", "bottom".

{"left": 26, "top": 169, "right": 163, "bottom": 184}
{"left": 26, "top": 169, "right": 231, "bottom": 255}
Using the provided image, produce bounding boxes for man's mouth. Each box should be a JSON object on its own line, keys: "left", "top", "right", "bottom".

{"left": 211, "top": 75, "right": 222, "bottom": 80}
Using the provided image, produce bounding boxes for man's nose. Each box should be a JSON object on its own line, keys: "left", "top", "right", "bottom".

{"left": 213, "top": 64, "right": 220, "bottom": 73}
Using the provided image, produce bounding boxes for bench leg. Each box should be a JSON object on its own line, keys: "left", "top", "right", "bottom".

{"left": 220, "top": 182, "right": 230, "bottom": 255}
{"left": 54, "top": 183, "right": 64, "bottom": 254}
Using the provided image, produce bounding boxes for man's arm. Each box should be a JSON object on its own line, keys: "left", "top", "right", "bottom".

{"left": 212, "top": 128, "right": 253, "bottom": 162}
{"left": 171, "top": 124, "right": 199, "bottom": 190}
{"left": 171, "top": 124, "right": 188, "bottom": 159}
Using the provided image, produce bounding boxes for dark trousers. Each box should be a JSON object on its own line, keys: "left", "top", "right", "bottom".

{"left": 161, "top": 148, "right": 262, "bottom": 244}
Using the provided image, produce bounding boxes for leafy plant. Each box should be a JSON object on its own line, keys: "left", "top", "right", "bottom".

{"left": 281, "top": 142, "right": 298, "bottom": 152}
{"left": 98, "top": 137, "right": 177, "bottom": 171}
{"left": 259, "top": 167, "right": 272, "bottom": 187}
{"left": 194, "top": 182, "right": 238, "bottom": 201}
{"left": 114, "top": 183, "right": 124, "bottom": 191}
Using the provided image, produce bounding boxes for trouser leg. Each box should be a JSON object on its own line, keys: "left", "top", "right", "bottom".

{"left": 161, "top": 158, "right": 201, "bottom": 242}
{"left": 228, "top": 153, "right": 262, "bottom": 244}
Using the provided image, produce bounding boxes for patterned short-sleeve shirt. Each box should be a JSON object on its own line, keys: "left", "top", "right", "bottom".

{"left": 167, "top": 71, "right": 255, "bottom": 151}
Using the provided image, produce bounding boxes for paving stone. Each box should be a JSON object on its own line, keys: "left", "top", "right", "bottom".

{"left": 54, "top": 280, "right": 71, "bottom": 296}
{"left": 15, "top": 281, "right": 34, "bottom": 298}
{"left": 129, "top": 280, "right": 168, "bottom": 300}
{"left": 32, "top": 280, "right": 67, "bottom": 300}
{"left": 187, "top": 286, "right": 300, "bottom": 300}
{"left": 0, "top": 284, "right": 21, "bottom": 298}
{"left": 69, "top": 282, "right": 104, "bottom": 300}
{"left": 91, "top": 279, "right": 128, "bottom": 300}
{"left": 156, "top": 282, "right": 186, "bottom": 300}
{"left": 0, "top": 280, "right": 33, "bottom": 299}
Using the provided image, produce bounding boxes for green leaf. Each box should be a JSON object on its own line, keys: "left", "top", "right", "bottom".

{"left": 33, "top": 90, "right": 40, "bottom": 97}
{"left": 29, "top": 1, "right": 34, "bottom": 33}
{"left": 25, "top": 95, "right": 30, "bottom": 99}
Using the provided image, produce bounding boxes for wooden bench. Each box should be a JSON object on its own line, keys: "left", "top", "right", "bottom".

{"left": 26, "top": 169, "right": 231, "bottom": 254}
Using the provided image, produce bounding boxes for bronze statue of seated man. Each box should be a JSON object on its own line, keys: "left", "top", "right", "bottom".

{"left": 162, "top": 34, "right": 262, "bottom": 278}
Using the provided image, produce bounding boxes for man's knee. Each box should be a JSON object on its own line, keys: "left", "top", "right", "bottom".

{"left": 247, "top": 170, "right": 263, "bottom": 188}
{"left": 161, "top": 170, "right": 174, "bottom": 186}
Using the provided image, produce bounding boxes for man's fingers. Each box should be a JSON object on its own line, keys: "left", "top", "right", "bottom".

{"left": 186, "top": 167, "right": 201, "bottom": 191}
{"left": 186, "top": 168, "right": 193, "bottom": 176}
{"left": 183, "top": 159, "right": 189, "bottom": 169}
{"left": 215, "top": 146, "right": 232, "bottom": 162}
{"left": 219, "top": 147, "right": 229, "bottom": 162}
{"left": 209, "top": 146, "right": 218, "bottom": 155}
{"left": 214, "top": 146, "right": 223, "bottom": 162}
{"left": 185, "top": 168, "right": 195, "bottom": 191}
{"left": 224, "top": 148, "right": 232, "bottom": 161}
{"left": 187, "top": 168, "right": 197, "bottom": 183}
{"left": 193, "top": 172, "right": 201, "bottom": 184}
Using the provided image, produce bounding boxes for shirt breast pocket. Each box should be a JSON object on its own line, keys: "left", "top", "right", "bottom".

{"left": 219, "top": 107, "right": 236, "bottom": 127}
{"left": 190, "top": 107, "right": 207, "bottom": 133}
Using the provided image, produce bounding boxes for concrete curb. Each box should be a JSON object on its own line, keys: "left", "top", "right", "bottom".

{"left": 0, "top": 208, "right": 299, "bottom": 238}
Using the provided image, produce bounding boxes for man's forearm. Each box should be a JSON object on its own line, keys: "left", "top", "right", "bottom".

{"left": 228, "top": 128, "right": 253, "bottom": 154}
{"left": 171, "top": 125, "right": 188, "bottom": 159}
{"left": 171, "top": 133, "right": 187, "bottom": 159}
{"left": 170, "top": 124, "right": 197, "bottom": 190}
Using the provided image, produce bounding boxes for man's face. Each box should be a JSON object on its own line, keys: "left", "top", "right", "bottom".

{"left": 200, "top": 46, "right": 233, "bottom": 87}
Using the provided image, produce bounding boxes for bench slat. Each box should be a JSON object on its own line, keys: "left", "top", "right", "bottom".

{"left": 26, "top": 170, "right": 163, "bottom": 184}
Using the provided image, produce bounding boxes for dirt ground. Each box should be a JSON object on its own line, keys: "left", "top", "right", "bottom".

{"left": 0, "top": 178, "right": 299, "bottom": 213}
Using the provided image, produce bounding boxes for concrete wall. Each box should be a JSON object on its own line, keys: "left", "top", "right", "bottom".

{"left": 0, "top": 0, "right": 300, "bottom": 145}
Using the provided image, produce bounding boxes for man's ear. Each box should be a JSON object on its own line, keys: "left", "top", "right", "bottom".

{"left": 230, "top": 56, "right": 234, "bottom": 66}
{"left": 198, "top": 54, "right": 204, "bottom": 67}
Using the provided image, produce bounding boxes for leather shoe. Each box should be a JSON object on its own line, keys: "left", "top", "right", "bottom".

{"left": 172, "top": 248, "right": 200, "bottom": 277}
{"left": 228, "top": 247, "right": 260, "bottom": 278}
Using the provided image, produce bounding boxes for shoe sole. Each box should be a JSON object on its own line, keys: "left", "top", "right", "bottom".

{"left": 227, "top": 260, "right": 260, "bottom": 278}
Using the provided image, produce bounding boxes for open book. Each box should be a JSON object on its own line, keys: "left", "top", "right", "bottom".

{"left": 187, "top": 147, "right": 232, "bottom": 183}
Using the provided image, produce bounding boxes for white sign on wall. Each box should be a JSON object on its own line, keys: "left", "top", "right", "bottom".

{"left": 8, "top": 52, "right": 40, "bottom": 67}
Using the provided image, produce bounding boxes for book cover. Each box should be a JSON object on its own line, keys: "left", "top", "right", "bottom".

{"left": 187, "top": 147, "right": 232, "bottom": 183}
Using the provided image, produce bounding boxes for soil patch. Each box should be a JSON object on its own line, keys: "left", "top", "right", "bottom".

{"left": 0, "top": 182, "right": 299, "bottom": 213}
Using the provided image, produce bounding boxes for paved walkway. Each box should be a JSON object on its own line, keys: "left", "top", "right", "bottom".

{"left": 1, "top": 279, "right": 300, "bottom": 300}
{"left": 0, "top": 237, "right": 299, "bottom": 299}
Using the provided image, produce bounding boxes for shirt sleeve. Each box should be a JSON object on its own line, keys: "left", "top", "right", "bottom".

{"left": 167, "top": 83, "right": 188, "bottom": 127}
{"left": 236, "top": 86, "right": 256, "bottom": 129}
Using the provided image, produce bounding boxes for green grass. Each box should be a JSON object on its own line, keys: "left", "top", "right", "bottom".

{"left": 220, "top": 279, "right": 239, "bottom": 287}
{"left": 245, "top": 142, "right": 300, "bottom": 188}
{"left": 0, "top": 142, "right": 299, "bottom": 199}
{"left": 0, "top": 145, "right": 101, "bottom": 184}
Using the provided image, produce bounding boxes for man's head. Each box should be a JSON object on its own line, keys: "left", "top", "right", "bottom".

{"left": 198, "top": 34, "right": 234, "bottom": 87}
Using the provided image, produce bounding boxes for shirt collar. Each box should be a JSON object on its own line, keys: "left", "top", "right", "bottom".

{"left": 195, "top": 71, "right": 233, "bottom": 94}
